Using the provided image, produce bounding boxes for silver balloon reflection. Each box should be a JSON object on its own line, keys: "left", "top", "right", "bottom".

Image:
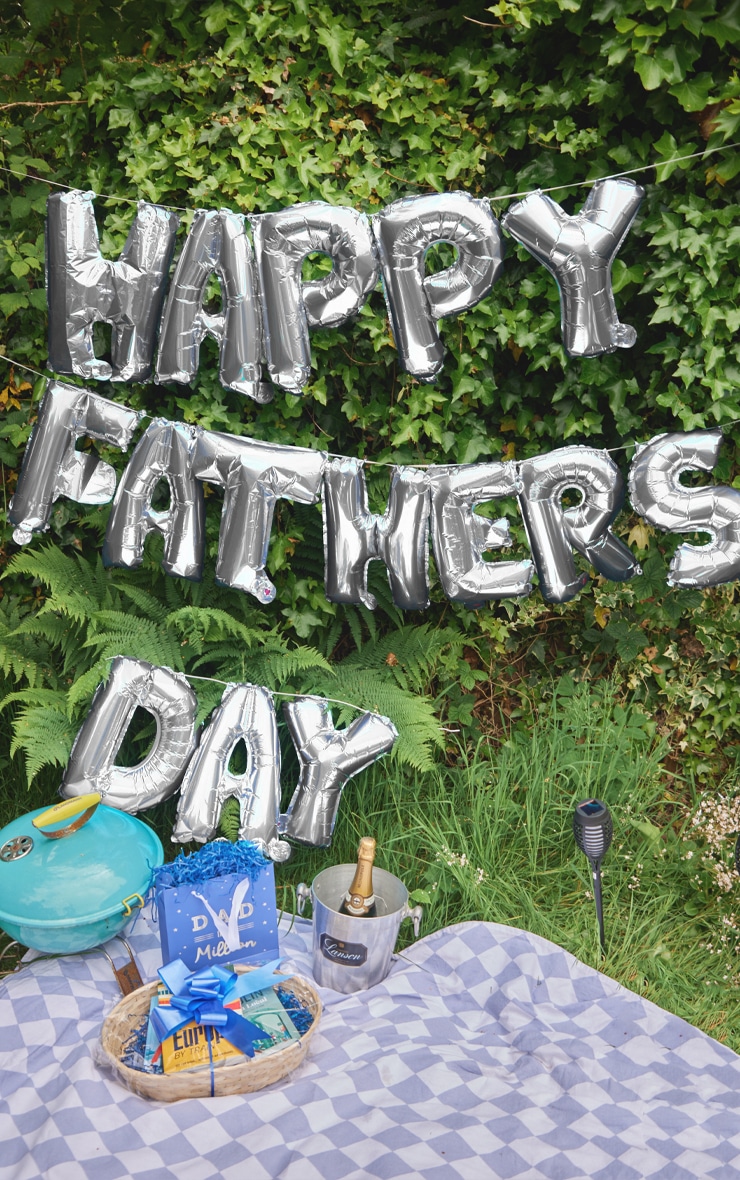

{"left": 173, "top": 683, "right": 290, "bottom": 860}
{"left": 518, "top": 447, "right": 640, "bottom": 602}
{"left": 61, "top": 657, "right": 198, "bottom": 812}
{"left": 103, "top": 418, "right": 205, "bottom": 580}
{"left": 501, "top": 178, "right": 644, "bottom": 357}
{"left": 629, "top": 431, "right": 740, "bottom": 588}
{"left": 322, "top": 458, "right": 431, "bottom": 610}
{"left": 192, "top": 430, "right": 326, "bottom": 601}
{"left": 156, "top": 208, "right": 270, "bottom": 403}
{"left": 282, "top": 697, "right": 398, "bottom": 848}
{"left": 8, "top": 380, "right": 141, "bottom": 546}
{"left": 252, "top": 202, "right": 378, "bottom": 394}
{"left": 428, "top": 462, "right": 533, "bottom": 606}
{"left": 47, "top": 190, "right": 178, "bottom": 382}
{"left": 372, "top": 192, "right": 503, "bottom": 380}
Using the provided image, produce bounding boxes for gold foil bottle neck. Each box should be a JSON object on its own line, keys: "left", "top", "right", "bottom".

{"left": 341, "top": 836, "right": 377, "bottom": 917}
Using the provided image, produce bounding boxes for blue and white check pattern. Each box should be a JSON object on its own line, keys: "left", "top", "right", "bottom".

{"left": 3, "top": 913, "right": 740, "bottom": 1179}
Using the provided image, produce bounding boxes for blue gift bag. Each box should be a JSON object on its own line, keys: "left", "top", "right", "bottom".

{"left": 155, "top": 854, "right": 280, "bottom": 971}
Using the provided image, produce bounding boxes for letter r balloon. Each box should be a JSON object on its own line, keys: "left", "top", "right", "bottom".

{"left": 518, "top": 447, "right": 640, "bottom": 603}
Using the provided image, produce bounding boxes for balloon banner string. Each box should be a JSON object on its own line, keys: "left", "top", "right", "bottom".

{"left": 99, "top": 659, "right": 380, "bottom": 716}
{"left": 0, "top": 163, "right": 191, "bottom": 211}
{"left": 186, "top": 670, "right": 367, "bottom": 714}
{"left": 0, "top": 139, "right": 738, "bottom": 216}
{"left": 487, "top": 141, "right": 740, "bottom": 204}
{"left": 2, "top": 351, "right": 740, "bottom": 463}
{"left": 0, "top": 355, "right": 51, "bottom": 382}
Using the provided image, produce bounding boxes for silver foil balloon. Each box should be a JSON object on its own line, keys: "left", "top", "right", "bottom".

{"left": 322, "top": 458, "right": 431, "bottom": 610}
{"left": 428, "top": 462, "right": 533, "bottom": 606}
{"left": 103, "top": 418, "right": 205, "bottom": 580}
{"left": 372, "top": 192, "right": 503, "bottom": 380}
{"left": 628, "top": 431, "right": 740, "bottom": 587}
{"left": 252, "top": 202, "right": 378, "bottom": 394}
{"left": 518, "top": 447, "right": 640, "bottom": 602}
{"left": 172, "top": 683, "right": 290, "bottom": 860}
{"left": 46, "top": 190, "right": 178, "bottom": 382}
{"left": 282, "top": 697, "right": 398, "bottom": 848}
{"left": 501, "top": 178, "right": 644, "bottom": 357}
{"left": 61, "top": 656, "right": 198, "bottom": 812}
{"left": 192, "top": 430, "right": 327, "bottom": 601}
{"left": 9, "top": 380, "right": 141, "bottom": 546}
{"left": 156, "top": 208, "right": 271, "bottom": 403}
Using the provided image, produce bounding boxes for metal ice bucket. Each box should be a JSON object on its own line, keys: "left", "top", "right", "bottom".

{"left": 296, "top": 864, "right": 422, "bottom": 993}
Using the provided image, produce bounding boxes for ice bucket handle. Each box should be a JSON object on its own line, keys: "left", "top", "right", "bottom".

{"left": 402, "top": 903, "right": 423, "bottom": 939}
{"left": 296, "top": 881, "right": 310, "bottom": 916}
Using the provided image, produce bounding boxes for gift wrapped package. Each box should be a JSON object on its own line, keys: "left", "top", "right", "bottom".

{"left": 153, "top": 842, "right": 280, "bottom": 971}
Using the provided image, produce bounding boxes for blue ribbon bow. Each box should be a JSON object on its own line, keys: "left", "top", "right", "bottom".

{"left": 149, "top": 957, "right": 285, "bottom": 1058}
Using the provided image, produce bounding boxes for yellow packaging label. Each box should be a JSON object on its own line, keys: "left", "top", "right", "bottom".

{"left": 160, "top": 1019, "right": 244, "bottom": 1075}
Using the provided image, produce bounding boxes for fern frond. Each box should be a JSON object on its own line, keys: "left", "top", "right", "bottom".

{"left": 66, "top": 660, "right": 111, "bottom": 719}
{"left": 219, "top": 796, "right": 241, "bottom": 842}
{"left": 343, "top": 606, "right": 366, "bottom": 653}
{"left": 12, "top": 612, "right": 86, "bottom": 678}
{"left": 9, "top": 702, "right": 77, "bottom": 783}
{"left": 0, "top": 686, "right": 69, "bottom": 714}
{"left": 114, "top": 583, "right": 170, "bottom": 624}
{"left": 190, "top": 645, "right": 253, "bottom": 678}
{"left": 0, "top": 607, "right": 53, "bottom": 688}
{"left": 365, "top": 564, "right": 405, "bottom": 628}
{"left": 242, "top": 645, "right": 332, "bottom": 689}
{"left": 340, "top": 623, "right": 463, "bottom": 692}
{"left": 84, "top": 611, "right": 185, "bottom": 671}
{"left": 187, "top": 677, "right": 228, "bottom": 726}
{"left": 167, "top": 606, "right": 266, "bottom": 648}
{"left": 7, "top": 545, "right": 111, "bottom": 622}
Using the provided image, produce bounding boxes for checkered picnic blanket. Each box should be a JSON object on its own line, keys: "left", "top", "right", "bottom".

{"left": 2, "top": 912, "right": 740, "bottom": 1179}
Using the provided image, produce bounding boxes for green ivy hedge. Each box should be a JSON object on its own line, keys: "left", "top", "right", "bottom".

{"left": 0, "top": 0, "right": 739, "bottom": 785}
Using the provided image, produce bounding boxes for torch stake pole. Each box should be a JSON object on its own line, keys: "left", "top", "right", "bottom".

{"left": 591, "top": 861, "right": 605, "bottom": 953}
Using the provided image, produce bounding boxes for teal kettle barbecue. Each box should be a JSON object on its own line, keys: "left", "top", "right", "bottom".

{"left": 0, "top": 793, "right": 163, "bottom": 955}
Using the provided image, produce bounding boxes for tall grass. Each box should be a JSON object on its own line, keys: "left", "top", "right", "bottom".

{"left": 283, "top": 679, "right": 740, "bottom": 1052}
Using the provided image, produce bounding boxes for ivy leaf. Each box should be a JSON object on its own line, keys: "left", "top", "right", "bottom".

{"left": 315, "top": 26, "right": 353, "bottom": 77}
{"left": 669, "top": 78, "right": 717, "bottom": 112}
{"left": 0, "top": 293, "right": 29, "bottom": 315}
{"left": 634, "top": 55, "right": 668, "bottom": 91}
{"left": 704, "top": 0, "right": 740, "bottom": 48}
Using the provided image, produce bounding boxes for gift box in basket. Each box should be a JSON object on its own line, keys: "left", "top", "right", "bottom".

{"left": 152, "top": 841, "right": 280, "bottom": 971}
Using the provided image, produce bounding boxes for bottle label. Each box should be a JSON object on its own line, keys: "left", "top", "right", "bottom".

{"left": 319, "top": 933, "right": 368, "bottom": 967}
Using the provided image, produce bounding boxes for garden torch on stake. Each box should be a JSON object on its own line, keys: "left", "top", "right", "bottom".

{"left": 573, "top": 799, "right": 613, "bottom": 954}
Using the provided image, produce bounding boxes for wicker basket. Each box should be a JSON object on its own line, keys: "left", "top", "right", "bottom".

{"left": 99, "top": 969, "right": 322, "bottom": 1101}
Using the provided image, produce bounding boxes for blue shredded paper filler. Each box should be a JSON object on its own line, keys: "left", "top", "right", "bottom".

{"left": 151, "top": 840, "right": 271, "bottom": 890}
{"left": 275, "top": 985, "right": 314, "bottom": 1036}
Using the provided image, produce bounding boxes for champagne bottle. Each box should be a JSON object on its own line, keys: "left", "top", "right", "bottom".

{"left": 339, "top": 837, "right": 378, "bottom": 917}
